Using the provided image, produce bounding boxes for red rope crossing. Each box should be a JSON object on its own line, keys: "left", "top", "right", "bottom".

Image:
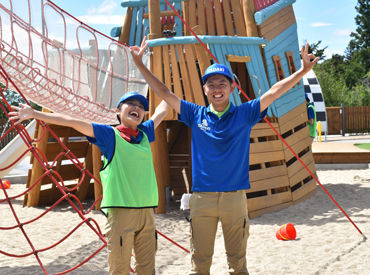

{"left": 0, "top": 1, "right": 191, "bottom": 273}
{"left": 163, "top": 0, "right": 365, "bottom": 238}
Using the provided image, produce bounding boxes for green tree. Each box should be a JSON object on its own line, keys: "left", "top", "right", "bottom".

{"left": 305, "top": 40, "right": 327, "bottom": 61}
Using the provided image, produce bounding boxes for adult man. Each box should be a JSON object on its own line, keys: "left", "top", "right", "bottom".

{"left": 130, "top": 37, "right": 318, "bottom": 274}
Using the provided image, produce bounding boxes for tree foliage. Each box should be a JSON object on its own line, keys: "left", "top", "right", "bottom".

{"left": 312, "top": 1, "right": 369, "bottom": 107}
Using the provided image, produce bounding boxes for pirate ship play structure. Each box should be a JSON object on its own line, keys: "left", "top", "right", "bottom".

{"left": 108, "top": 0, "right": 317, "bottom": 216}
{"left": 25, "top": 0, "right": 317, "bottom": 217}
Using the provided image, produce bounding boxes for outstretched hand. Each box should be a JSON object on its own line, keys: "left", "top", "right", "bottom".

{"left": 129, "top": 36, "right": 149, "bottom": 65}
{"left": 301, "top": 43, "right": 319, "bottom": 73}
{"left": 8, "top": 104, "right": 35, "bottom": 125}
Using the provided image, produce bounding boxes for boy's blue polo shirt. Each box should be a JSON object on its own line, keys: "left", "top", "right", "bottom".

{"left": 86, "top": 120, "right": 155, "bottom": 163}
{"left": 179, "top": 99, "right": 267, "bottom": 192}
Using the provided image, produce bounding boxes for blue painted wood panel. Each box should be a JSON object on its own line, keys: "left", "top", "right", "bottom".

{"left": 263, "top": 23, "right": 305, "bottom": 118}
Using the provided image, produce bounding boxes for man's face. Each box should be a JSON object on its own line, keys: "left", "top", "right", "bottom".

{"left": 203, "top": 74, "right": 234, "bottom": 110}
{"left": 117, "top": 99, "right": 145, "bottom": 128}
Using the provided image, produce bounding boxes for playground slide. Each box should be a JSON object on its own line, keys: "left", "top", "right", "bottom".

{"left": 0, "top": 120, "right": 36, "bottom": 178}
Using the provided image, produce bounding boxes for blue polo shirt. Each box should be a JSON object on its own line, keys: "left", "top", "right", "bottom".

{"left": 179, "top": 99, "right": 267, "bottom": 192}
{"left": 86, "top": 120, "right": 155, "bottom": 163}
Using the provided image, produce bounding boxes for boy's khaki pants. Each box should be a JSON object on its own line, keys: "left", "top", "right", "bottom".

{"left": 105, "top": 208, "right": 156, "bottom": 275}
{"left": 189, "top": 190, "right": 249, "bottom": 275}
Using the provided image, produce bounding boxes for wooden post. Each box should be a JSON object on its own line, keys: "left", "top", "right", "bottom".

{"left": 92, "top": 144, "right": 102, "bottom": 210}
{"left": 26, "top": 114, "right": 49, "bottom": 207}
{"left": 243, "top": 0, "right": 259, "bottom": 37}
{"left": 119, "top": 7, "right": 133, "bottom": 44}
{"left": 148, "top": 0, "right": 170, "bottom": 214}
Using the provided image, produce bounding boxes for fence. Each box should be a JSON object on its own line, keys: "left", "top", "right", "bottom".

{"left": 0, "top": 118, "right": 30, "bottom": 150}
{"left": 326, "top": 106, "right": 370, "bottom": 134}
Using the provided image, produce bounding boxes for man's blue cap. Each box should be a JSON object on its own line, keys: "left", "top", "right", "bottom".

{"left": 116, "top": 92, "right": 149, "bottom": 111}
{"left": 305, "top": 93, "right": 310, "bottom": 101}
{"left": 202, "top": 64, "right": 233, "bottom": 84}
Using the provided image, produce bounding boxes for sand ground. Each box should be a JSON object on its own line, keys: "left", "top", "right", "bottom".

{"left": 0, "top": 168, "right": 369, "bottom": 275}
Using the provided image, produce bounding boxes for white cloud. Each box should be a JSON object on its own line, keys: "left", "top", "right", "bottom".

{"left": 334, "top": 28, "right": 352, "bottom": 36}
{"left": 311, "top": 22, "right": 333, "bottom": 27}
{"left": 76, "top": 15, "right": 125, "bottom": 26}
{"left": 87, "top": 0, "right": 119, "bottom": 15}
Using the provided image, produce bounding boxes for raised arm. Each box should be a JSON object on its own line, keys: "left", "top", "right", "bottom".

{"left": 151, "top": 100, "right": 169, "bottom": 129}
{"left": 9, "top": 104, "right": 94, "bottom": 137}
{"left": 260, "top": 43, "right": 319, "bottom": 112}
{"left": 130, "top": 37, "right": 182, "bottom": 114}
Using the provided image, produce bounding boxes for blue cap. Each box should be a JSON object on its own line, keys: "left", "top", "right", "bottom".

{"left": 202, "top": 64, "right": 233, "bottom": 84}
{"left": 305, "top": 93, "right": 310, "bottom": 101}
{"left": 116, "top": 92, "right": 149, "bottom": 111}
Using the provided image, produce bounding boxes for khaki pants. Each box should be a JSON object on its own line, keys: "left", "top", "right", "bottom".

{"left": 105, "top": 208, "right": 157, "bottom": 275}
{"left": 189, "top": 191, "right": 249, "bottom": 275}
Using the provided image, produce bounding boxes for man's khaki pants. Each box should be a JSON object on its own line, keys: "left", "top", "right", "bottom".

{"left": 189, "top": 190, "right": 249, "bottom": 275}
{"left": 105, "top": 208, "right": 156, "bottom": 275}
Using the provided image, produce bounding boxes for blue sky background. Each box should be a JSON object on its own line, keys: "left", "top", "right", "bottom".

{"left": 21, "top": 0, "right": 360, "bottom": 59}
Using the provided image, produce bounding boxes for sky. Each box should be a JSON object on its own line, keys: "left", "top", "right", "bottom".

{"left": 8, "top": 0, "right": 359, "bottom": 59}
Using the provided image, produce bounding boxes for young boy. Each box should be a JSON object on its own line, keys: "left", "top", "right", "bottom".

{"left": 130, "top": 37, "right": 318, "bottom": 274}
{"left": 9, "top": 92, "right": 168, "bottom": 275}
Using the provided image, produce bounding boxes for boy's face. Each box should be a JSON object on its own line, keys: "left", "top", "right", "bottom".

{"left": 203, "top": 74, "right": 234, "bottom": 110}
{"left": 116, "top": 99, "right": 145, "bottom": 128}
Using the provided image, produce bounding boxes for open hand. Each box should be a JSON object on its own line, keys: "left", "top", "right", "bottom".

{"left": 129, "top": 36, "right": 149, "bottom": 64}
{"left": 8, "top": 104, "right": 35, "bottom": 125}
{"left": 301, "top": 43, "right": 319, "bottom": 73}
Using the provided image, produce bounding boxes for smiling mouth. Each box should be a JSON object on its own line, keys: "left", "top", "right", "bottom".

{"left": 129, "top": 111, "right": 139, "bottom": 118}
{"left": 213, "top": 94, "right": 223, "bottom": 99}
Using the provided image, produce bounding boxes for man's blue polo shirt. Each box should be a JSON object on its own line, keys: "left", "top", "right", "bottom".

{"left": 179, "top": 99, "right": 267, "bottom": 192}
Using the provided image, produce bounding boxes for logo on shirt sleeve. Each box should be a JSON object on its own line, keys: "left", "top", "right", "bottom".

{"left": 197, "top": 119, "right": 211, "bottom": 132}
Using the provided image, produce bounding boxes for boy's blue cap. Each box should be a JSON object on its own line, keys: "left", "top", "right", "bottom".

{"left": 116, "top": 92, "right": 149, "bottom": 111}
{"left": 202, "top": 64, "right": 233, "bottom": 84}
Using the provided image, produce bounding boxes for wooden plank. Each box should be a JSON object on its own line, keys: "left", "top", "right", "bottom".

{"left": 250, "top": 150, "right": 285, "bottom": 165}
{"left": 129, "top": 7, "right": 138, "bottom": 45}
{"left": 169, "top": 44, "right": 184, "bottom": 100}
{"left": 292, "top": 178, "right": 317, "bottom": 202}
{"left": 226, "top": 55, "right": 251, "bottom": 63}
{"left": 39, "top": 164, "right": 82, "bottom": 184}
{"left": 313, "top": 152, "right": 370, "bottom": 164}
{"left": 119, "top": 7, "right": 133, "bottom": 44}
{"left": 284, "top": 135, "right": 311, "bottom": 160}
{"left": 222, "top": 0, "right": 234, "bottom": 35}
{"left": 263, "top": 14, "right": 296, "bottom": 41}
{"left": 176, "top": 44, "right": 195, "bottom": 102}
{"left": 184, "top": 44, "right": 205, "bottom": 106}
{"left": 250, "top": 127, "right": 280, "bottom": 138}
{"left": 46, "top": 141, "right": 89, "bottom": 161}
{"left": 287, "top": 151, "right": 313, "bottom": 177}
{"left": 250, "top": 139, "right": 282, "bottom": 154}
{"left": 278, "top": 102, "right": 306, "bottom": 126}
{"left": 92, "top": 144, "right": 102, "bottom": 209}
{"left": 247, "top": 192, "right": 291, "bottom": 212}
{"left": 149, "top": 45, "right": 163, "bottom": 115}
{"left": 197, "top": 1, "right": 206, "bottom": 36}
{"left": 204, "top": 0, "right": 215, "bottom": 35}
{"left": 249, "top": 165, "right": 287, "bottom": 182}
{"left": 135, "top": 6, "right": 144, "bottom": 45}
{"left": 283, "top": 126, "right": 309, "bottom": 150}
{"left": 289, "top": 160, "right": 315, "bottom": 187}
{"left": 243, "top": 0, "right": 258, "bottom": 37}
{"left": 188, "top": 0, "right": 197, "bottom": 28}
{"left": 231, "top": 0, "right": 247, "bottom": 36}
{"left": 162, "top": 44, "right": 176, "bottom": 120}
{"left": 249, "top": 175, "right": 289, "bottom": 192}
{"left": 26, "top": 122, "right": 49, "bottom": 207}
{"left": 213, "top": 0, "right": 225, "bottom": 35}
{"left": 48, "top": 125, "right": 85, "bottom": 138}
{"left": 182, "top": 0, "right": 189, "bottom": 35}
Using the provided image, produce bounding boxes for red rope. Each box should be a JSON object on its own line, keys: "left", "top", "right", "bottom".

{"left": 163, "top": 0, "right": 364, "bottom": 237}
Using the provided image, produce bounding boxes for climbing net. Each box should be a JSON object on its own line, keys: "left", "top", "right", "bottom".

{"left": 0, "top": 0, "right": 150, "bottom": 273}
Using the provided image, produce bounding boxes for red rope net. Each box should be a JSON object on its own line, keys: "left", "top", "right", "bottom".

{"left": 0, "top": 0, "right": 149, "bottom": 273}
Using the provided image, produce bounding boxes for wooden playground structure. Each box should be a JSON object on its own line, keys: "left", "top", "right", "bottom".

{"left": 25, "top": 0, "right": 318, "bottom": 217}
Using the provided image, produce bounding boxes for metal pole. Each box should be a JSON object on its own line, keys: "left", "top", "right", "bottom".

{"left": 341, "top": 103, "right": 345, "bottom": 136}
